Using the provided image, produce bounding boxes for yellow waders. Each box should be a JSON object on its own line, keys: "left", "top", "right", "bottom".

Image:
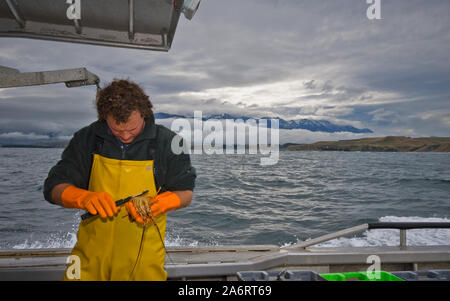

{"left": 63, "top": 154, "right": 167, "bottom": 281}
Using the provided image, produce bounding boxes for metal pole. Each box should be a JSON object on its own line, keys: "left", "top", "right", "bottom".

{"left": 5, "top": 0, "right": 25, "bottom": 28}
{"left": 283, "top": 224, "right": 369, "bottom": 250}
{"left": 73, "top": 19, "right": 82, "bottom": 34}
{"left": 128, "top": 0, "right": 134, "bottom": 40}
{"left": 400, "top": 229, "right": 407, "bottom": 249}
{"left": 0, "top": 67, "right": 99, "bottom": 89}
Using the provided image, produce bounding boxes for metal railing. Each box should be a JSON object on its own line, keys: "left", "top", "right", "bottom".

{"left": 283, "top": 222, "right": 450, "bottom": 250}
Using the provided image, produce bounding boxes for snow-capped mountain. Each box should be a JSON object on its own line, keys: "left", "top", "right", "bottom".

{"left": 154, "top": 112, "right": 373, "bottom": 133}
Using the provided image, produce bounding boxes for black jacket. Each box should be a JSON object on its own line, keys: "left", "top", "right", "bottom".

{"left": 43, "top": 116, "right": 196, "bottom": 204}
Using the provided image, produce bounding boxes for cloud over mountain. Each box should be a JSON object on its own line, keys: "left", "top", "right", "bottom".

{"left": 1, "top": 0, "right": 449, "bottom": 143}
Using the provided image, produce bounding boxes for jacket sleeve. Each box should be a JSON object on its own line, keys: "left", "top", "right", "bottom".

{"left": 43, "top": 130, "right": 92, "bottom": 204}
{"left": 160, "top": 130, "right": 196, "bottom": 192}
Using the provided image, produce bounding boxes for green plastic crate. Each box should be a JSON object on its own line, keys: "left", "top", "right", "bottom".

{"left": 320, "top": 271, "right": 404, "bottom": 281}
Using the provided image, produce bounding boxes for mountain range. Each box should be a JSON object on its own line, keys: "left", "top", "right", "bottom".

{"left": 0, "top": 113, "right": 373, "bottom": 147}
{"left": 154, "top": 112, "right": 373, "bottom": 134}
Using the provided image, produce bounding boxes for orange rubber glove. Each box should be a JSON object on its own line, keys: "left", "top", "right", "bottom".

{"left": 150, "top": 191, "right": 181, "bottom": 217}
{"left": 126, "top": 191, "right": 181, "bottom": 224}
{"left": 125, "top": 202, "right": 146, "bottom": 224}
{"left": 61, "top": 185, "right": 118, "bottom": 218}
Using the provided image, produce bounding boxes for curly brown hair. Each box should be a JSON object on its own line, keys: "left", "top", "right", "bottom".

{"left": 96, "top": 79, "right": 153, "bottom": 123}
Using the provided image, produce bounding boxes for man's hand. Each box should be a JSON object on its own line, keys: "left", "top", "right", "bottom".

{"left": 125, "top": 201, "right": 147, "bottom": 224}
{"left": 126, "top": 190, "right": 192, "bottom": 224}
{"left": 150, "top": 191, "right": 181, "bottom": 217}
{"left": 61, "top": 185, "right": 118, "bottom": 218}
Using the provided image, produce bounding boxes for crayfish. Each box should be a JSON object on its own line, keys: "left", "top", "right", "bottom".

{"left": 128, "top": 187, "right": 172, "bottom": 279}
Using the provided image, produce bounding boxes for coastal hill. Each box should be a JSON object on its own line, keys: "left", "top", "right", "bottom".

{"left": 2, "top": 136, "right": 450, "bottom": 152}
{"left": 284, "top": 136, "right": 450, "bottom": 152}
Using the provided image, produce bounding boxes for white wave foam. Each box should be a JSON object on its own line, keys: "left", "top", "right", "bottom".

{"left": 316, "top": 216, "right": 450, "bottom": 247}
{"left": 12, "top": 232, "right": 77, "bottom": 249}
{"left": 165, "top": 232, "right": 218, "bottom": 247}
{"left": 8, "top": 216, "right": 449, "bottom": 249}
{"left": 165, "top": 234, "right": 200, "bottom": 247}
{"left": 10, "top": 232, "right": 206, "bottom": 249}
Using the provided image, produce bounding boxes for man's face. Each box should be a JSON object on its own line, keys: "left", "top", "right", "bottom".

{"left": 106, "top": 110, "right": 145, "bottom": 144}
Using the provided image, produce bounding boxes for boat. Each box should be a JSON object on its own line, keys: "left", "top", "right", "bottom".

{"left": 0, "top": 222, "right": 449, "bottom": 280}
{"left": 0, "top": 1, "right": 449, "bottom": 281}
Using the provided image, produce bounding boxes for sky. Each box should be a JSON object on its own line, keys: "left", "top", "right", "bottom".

{"left": 0, "top": 0, "right": 449, "bottom": 145}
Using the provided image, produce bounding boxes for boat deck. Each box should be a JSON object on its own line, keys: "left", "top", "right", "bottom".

{"left": 1, "top": 244, "right": 449, "bottom": 280}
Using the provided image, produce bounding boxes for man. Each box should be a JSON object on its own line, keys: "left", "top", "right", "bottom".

{"left": 44, "top": 79, "right": 196, "bottom": 280}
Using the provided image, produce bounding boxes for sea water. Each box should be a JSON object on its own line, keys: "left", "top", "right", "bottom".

{"left": 0, "top": 147, "right": 449, "bottom": 249}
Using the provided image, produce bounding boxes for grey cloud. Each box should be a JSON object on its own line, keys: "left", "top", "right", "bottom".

{"left": 303, "top": 80, "right": 317, "bottom": 90}
{"left": 1, "top": 0, "right": 449, "bottom": 142}
{"left": 368, "top": 108, "right": 401, "bottom": 123}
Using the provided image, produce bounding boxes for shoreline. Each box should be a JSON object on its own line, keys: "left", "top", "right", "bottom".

{"left": 2, "top": 136, "right": 450, "bottom": 153}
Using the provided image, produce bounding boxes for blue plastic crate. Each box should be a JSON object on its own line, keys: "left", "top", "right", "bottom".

{"left": 237, "top": 270, "right": 327, "bottom": 281}
{"left": 391, "top": 270, "right": 450, "bottom": 281}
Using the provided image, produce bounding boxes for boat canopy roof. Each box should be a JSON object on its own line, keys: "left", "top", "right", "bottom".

{"left": 0, "top": 0, "right": 199, "bottom": 51}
